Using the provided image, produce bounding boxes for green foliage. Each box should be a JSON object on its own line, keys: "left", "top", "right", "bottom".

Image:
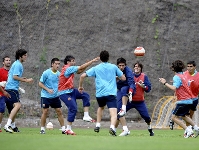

{"left": 40, "top": 47, "right": 47, "bottom": 64}
{"left": 152, "top": 15, "right": 159, "bottom": 24}
{"left": 0, "top": 128, "right": 198, "bottom": 150}
{"left": 154, "top": 29, "right": 159, "bottom": 39}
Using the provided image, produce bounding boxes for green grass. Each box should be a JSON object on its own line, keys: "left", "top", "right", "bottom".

{"left": 0, "top": 128, "right": 198, "bottom": 150}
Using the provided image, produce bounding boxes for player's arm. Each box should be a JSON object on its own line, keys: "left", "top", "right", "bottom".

{"left": 118, "top": 74, "right": 126, "bottom": 81}
{"left": 78, "top": 73, "right": 87, "bottom": 93}
{"left": 0, "top": 86, "right": 11, "bottom": 98}
{"left": 38, "top": 82, "right": 53, "bottom": 94}
{"left": 159, "top": 78, "right": 176, "bottom": 91}
{"left": 13, "top": 75, "right": 33, "bottom": 83}
{"left": 76, "top": 57, "right": 99, "bottom": 74}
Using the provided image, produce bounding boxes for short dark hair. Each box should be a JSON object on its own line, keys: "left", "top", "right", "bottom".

{"left": 117, "top": 57, "right": 126, "bottom": 65}
{"left": 187, "top": 61, "right": 196, "bottom": 67}
{"left": 15, "top": 49, "right": 27, "bottom": 60}
{"left": 64, "top": 55, "right": 75, "bottom": 65}
{"left": 51, "top": 58, "right": 59, "bottom": 66}
{"left": 2, "top": 56, "right": 10, "bottom": 62}
{"left": 134, "top": 61, "right": 143, "bottom": 72}
{"left": 170, "top": 60, "right": 185, "bottom": 72}
{"left": 100, "top": 50, "right": 109, "bottom": 62}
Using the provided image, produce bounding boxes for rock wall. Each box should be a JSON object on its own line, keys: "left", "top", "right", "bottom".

{"left": 1, "top": 0, "right": 199, "bottom": 119}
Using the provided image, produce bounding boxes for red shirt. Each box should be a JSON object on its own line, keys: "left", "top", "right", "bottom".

{"left": 0, "top": 67, "right": 9, "bottom": 96}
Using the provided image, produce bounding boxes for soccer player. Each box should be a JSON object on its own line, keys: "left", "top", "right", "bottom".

{"left": 78, "top": 50, "right": 126, "bottom": 136}
{"left": 58, "top": 55, "right": 99, "bottom": 135}
{"left": 4, "top": 49, "right": 33, "bottom": 133}
{"left": 116, "top": 61, "right": 154, "bottom": 136}
{"left": 0, "top": 56, "right": 11, "bottom": 132}
{"left": 39, "top": 58, "right": 66, "bottom": 134}
{"left": 116, "top": 57, "right": 136, "bottom": 136}
{"left": 159, "top": 60, "right": 199, "bottom": 138}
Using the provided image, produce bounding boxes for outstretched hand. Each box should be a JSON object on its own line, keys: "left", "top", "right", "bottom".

{"left": 78, "top": 87, "right": 84, "bottom": 94}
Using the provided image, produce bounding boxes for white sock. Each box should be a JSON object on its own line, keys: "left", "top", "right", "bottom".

{"left": 193, "top": 125, "right": 198, "bottom": 130}
{"left": 61, "top": 126, "right": 66, "bottom": 131}
{"left": 96, "top": 122, "right": 100, "bottom": 127}
{"left": 123, "top": 126, "right": 128, "bottom": 131}
{"left": 41, "top": 127, "right": 45, "bottom": 131}
{"left": 11, "top": 122, "right": 16, "bottom": 128}
{"left": 67, "top": 125, "right": 71, "bottom": 130}
{"left": 84, "top": 112, "right": 89, "bottom": 117}
{"left": 110, "top": 125, "right": 115, "bottom": 131}
{"left": 122, "top": 105, "right": 126, "bottom": 111}
{"left": 148, "top": 124, "right": 152, "bottom": 129}
{"left": 6, "top": 118, "right": 12, "bottom": 126}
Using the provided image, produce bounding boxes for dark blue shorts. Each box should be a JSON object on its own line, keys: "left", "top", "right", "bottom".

{"left": 41, "top": 97, "right": 62, "bottom": 108}
{"left": 5, "top": 90, "right": 20, "bottom": 114}
{"left": 189, "top": 99, "right": 198, "bottom": 111}
{"left": 96, "top": 95, "right": 117, "bottom": 108}
{"left": 0, "top": 96, "right": 6, "bottom": 113}
{"left": 173, "top": 104, "right": 190, "bottom": 116}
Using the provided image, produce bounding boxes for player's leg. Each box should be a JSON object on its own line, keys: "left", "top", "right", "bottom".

{"left": 118, "top": 86, "right": 129, "bottom": 117}
{"left": 0, "top": 96, "right": 5, "bottom": 132}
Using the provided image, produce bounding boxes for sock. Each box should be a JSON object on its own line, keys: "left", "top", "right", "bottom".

{"left": 122, "top": 105, "right": 126, "bottom": 111}
{"left": 110, "top": 125, "right": 115, "bottom": 131}
{"left": 61, "top": 126, "right": 66, "bottom": 131}
{"left": 84, "top": 112, "right": 89, "bottom": 117}
{"left": 41, "top": 127, "right": 45, "bottom": 131}
{"left": 0, "top": 124, "right": 1, "bottom": 128}
{"left": 67, "top": 125, "right": 71, "bottom": 130}
{"left": 123, "top": 126, "right": 128, "bottom": 131}
{"left": 6, "top": 118, "right": 12, "bottom": 126}
{"left": 193, "top": 125, "right": 198, "bottom": 130}
{"left": 11, "top": 122, "right": 16, "bottom": 128}
{"left": 96, "top": 122, "right": 100, "bottom": 127}
{"left": 148, "top": 124, "right": 152, "bottom": 129}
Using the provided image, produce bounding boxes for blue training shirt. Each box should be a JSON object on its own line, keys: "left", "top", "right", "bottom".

{"left": 86, "top": 62, "right": 123, "bottom": 97}
{"left": 5, "top": 60, "right": 23, "bottom": 91}
{"left": 40, "top": 68, "right": 60, "bottom": 98}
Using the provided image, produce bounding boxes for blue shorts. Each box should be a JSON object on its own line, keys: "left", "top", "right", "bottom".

{"left": 173, "top": 104, "right": 190, "bottom": 116}
{"left": 0, "top": 96, "right": 6, "bottom": 113}
{"left": 41, "top": 97, "right": 62, "bottom": 108}
{"left": 5, "top": 90, "right": 20, "bottom": 114}
{"left": 96, "top": 95, "right": 117, "bottom": 108}
{"left": 189, "top": 99, "right": 198, "bottom": 111}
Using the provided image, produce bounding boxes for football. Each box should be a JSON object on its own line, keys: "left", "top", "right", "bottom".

{"left": 46, "top": 122, "right": 53, "bottom": 130}
{"left": 134, "top": 47, "right": 145, "bottom": 57}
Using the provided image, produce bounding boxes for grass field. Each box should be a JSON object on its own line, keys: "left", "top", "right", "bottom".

{"left": 0, "top": 128, "right": 198, "bottom": 150}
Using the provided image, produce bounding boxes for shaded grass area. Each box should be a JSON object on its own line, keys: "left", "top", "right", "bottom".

{"left": 0, "top": 128, "right": 198, "bottom": 150}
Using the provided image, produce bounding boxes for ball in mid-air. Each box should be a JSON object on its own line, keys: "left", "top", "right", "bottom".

{"left": 134, "top": 47, "right": 145, "bottom": 57}
{"left": 46, "top": 122, "right": 53, "bottom": 130}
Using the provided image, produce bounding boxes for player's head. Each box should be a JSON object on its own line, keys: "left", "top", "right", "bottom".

{"left": 187, "top": 61, "right": 196, "bottom": 74}
{"left": 133, "top": 61, "right": 143, "bottom": 73}
{"left": 100, "top": 50, "right": 109, "bottom": 62}
{"left": 170, "top": 60, "right": 185, "bottom": 73}
{"left": 2, "top": 56, "right": 11, "bottom": 68}
{"left": 64, "top": 55, "right": 75, "bottom": 65}
{"left": 15, "top": 49, "right": 27, "bottom": 61}
{"left": 51, "top": 58, "right": 60, "bottom": 71}
{"left": 117, "top": 57, "right": 126, "bottom": 71}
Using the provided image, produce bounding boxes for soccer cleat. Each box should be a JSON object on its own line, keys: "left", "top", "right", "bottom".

{"left": 65, "top": 129, "right": 76, "bottom": 135}
{"left": 4, "top": 125, "right": 13, "bottom": 133}
{"left": 12, "top": 127, "right": 20, "bottom": 132}
{"left": 119, "top": 130, "right": 130, "bottom": 136}
{"left": 169, "top": 120, "right": 174, "bottom": 130}
{"left": 40, "top": 130, "right": 45, "bottom": 134}
{"left": 194, "top": 128, "right": 199, "bottom": 138}
{"left": 109, "top": 128, "right": 117, "bottom": 136}
{"left": 118, "top": 109, "right": 126, "bottom": 117}
{"left": 83, "top": 116, "right": 96, "bottom": 122}
{"left": 94, "top": 127, "right": 100, "bottom": 133}
{"left": 148, "top": 129, "right": 154, "bottom": 136}
{"left": 184, "top": 129, "right": 194, "bottom": 138}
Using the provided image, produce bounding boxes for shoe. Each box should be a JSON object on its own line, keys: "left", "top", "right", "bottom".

{"left": 40, "top": 130, "right": 45, "bottom": 134}
{"left": 118, "top": 109, "right": 126, "bottom": 117}
{"left": 194, "top": 128, "right": 199, "bottom": 138}
{"left": 4, "top": 125, "right": 13, "bottom": 133}
{"left": 109, "top": 128, "right": 117, "bottom": 136}
{"left": 184, "top": 129, "right": 194, "bottom": 138}
{"left": 83, "top": 116, "right": 96, "bottom": 122}
{"left": 169, "top": 120, "right": 174, "bottom": 130}
{"left": 12, "top": 127, "right": 20, "bottom": 132}
{"left": 148, "top": 129, "right": 154, "bottom": 136}
{"left": 65, "top": 129, "right": 76, "bottom": 135}
{"left": 119, "top": 130, "right": 130, "bottom": 136}
{"left": 94, "top": 127, "right": 100, "bottom": 133}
